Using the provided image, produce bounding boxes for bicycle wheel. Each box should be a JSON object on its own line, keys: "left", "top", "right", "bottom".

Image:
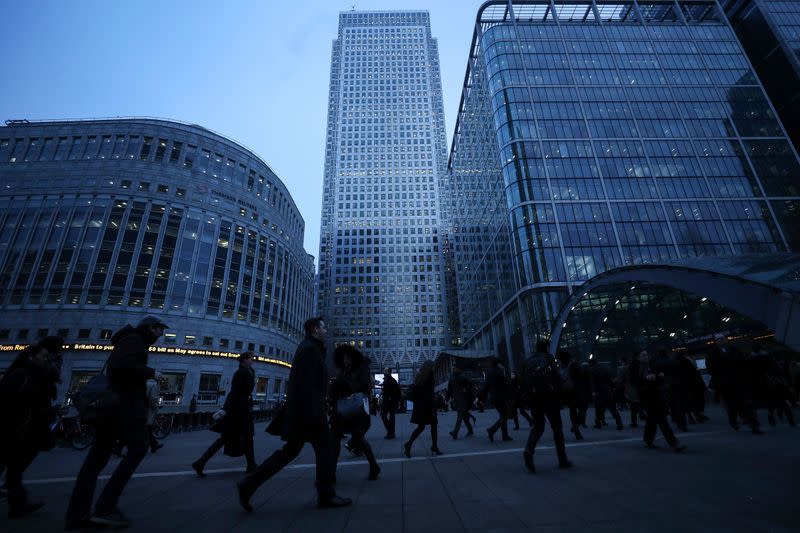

{"left": 71, "top": 424, "right": 95, "bottom": 450}
{"left": 153, "top": 415, "right": 172, "bottom": 439}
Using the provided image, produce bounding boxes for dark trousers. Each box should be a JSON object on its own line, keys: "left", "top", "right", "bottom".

{"left": 511, "top": 406, "right": 532, "bottom": 429}
{"left": 380, "top": 408, "right": 396, "bottom": 437}
{"left": 452, "top": 408, "right": 473, "bottom": 436}
{"left": 594, "top": 397, "right": 623, "bottom": 428}
{"left": 333, "top": 428, "right": 378, "bottom": 471}
{"left": 3, "top": 439, "right": 39, "bottom": 511}
{"left": 720, "top": 386, "right": 759, "bottom": 430}
{"left": 66, "top": 419, "right": 148, "bottom": 523}
{"left": 568, "top": 403, "right": 587, "bottom": 430}
{"left": 239, "top": 433, "right": 335, "bottom": 499}
{"left": 524, "top": 404, "right": 568, "bottom": 464}
{"left": 667, "top": 386, "right": 687, "bottom": 430}
{"left": 195, "top": 435, "right": 256, "bottom": 470}
{"left": 488, "top": 407, "right": 509, "bottom": 438}
{"left": 629, "top": 401, "right": 642, "bottom": 426}
{"left": 643, "top": 405, "right": 678, "bottom": 447}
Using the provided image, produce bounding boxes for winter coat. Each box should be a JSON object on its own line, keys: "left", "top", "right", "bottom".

{"left": 218, "top": 365, "right": 256, "bottom": 438}
{"left": 381, "top": 375, "right": 401, "bottom": 411}
{"left": 282, "top": 336, "right": 330, "bottom": 442}
{"left": 0, "top": 359, "right": 57, "bottom": 450}
{"left": 107, "top": 325, "right": 157, "bottom": 423}
{"left": 447, "top": 373, "right": 472, "bottom": 410}
{"left": 481, "top": 366, "right": 509, "bottom": 408}
{"left": 410, "top": 374, "right": 437, "bottom": 426}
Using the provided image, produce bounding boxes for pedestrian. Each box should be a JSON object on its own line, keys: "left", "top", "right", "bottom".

{"left": 653, "top": 350, "right": 688, "bottom": 432}
{"left": 192, "top": 352, "right": 257, "bottom": 477}
{"left": 236, "top": 317, "right": 350, "bottom": 512}
{"left": 146, "top": 378, "right": 163, "bottom": 453}
{"left": 630, "top": 350, "right": 686, "bottom": 452}
{"left": 707, "top": 334, "right": 761, "bottom": 434}
{"left": 330, "top": 345, "right": 380, "bottom": 480}
{"left": 447, "top": 366, "right": 473, "bottom": 439}
{"left": 189, "top": 394, "right": 198, "bottom": 414}
{"left": 482, "top": 358, "right": 512, "bottom": 442}
{"left": 403, "top": 361, "right": 442, "bottom": 457}
{"left": 509, "top": 372, "right": 533, "bottom": 430}
{"left": 617, "top": 357, "right": 641, "bottom": 428}
{"left": 590, "top": 360, "right": 623, "bottom": 430}
{"left": 65, "top": 316, "right": 167, "bottom": 530}
{"left": 521, "top": 340, "right": 572, "bottom": 473}
{"left": 678, "top": 353, "right": 708, "bottom": 424}
{"left": 380, "top": 368, "right": 400, "bottom": 439}
{"left": 0, "top": 342, "right": 59, "bottom": 518}
{"left": 756, "top": 347, "right": 796, "bottom": 427}
{"left": 558, "top": 350, "right": 584, "bottom": 440}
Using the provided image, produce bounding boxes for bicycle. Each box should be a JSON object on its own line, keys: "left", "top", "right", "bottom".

{"left": 152, "top": 411, "right": 174, "bottom": 439}
{"left": 53, "top": 406, "right": 95, "bottom": 450}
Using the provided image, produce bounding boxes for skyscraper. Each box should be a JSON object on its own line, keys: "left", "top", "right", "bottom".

{"left": 721, "top": 0, "right": 800, "bottom": 152}
{"left": 317, "top": 11, "right": 450, "bottom": 378}
{"left": 445, "top": 0, "right": 800, "bottom": 367}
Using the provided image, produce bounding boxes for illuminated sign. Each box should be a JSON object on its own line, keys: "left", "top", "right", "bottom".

{"left": 0, "top": 343, "right": 291, "bottom": 369}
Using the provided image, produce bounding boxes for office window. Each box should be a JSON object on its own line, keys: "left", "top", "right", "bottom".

{"left": 157, "top": 184, "right": 169, "bottom": 193}
{"left": 78, "top": 329, "right": 91, "bottom": 339}
{"left": 220, "top": 338, "right": 230, "bottom": 348}
{"left": 37, "top": 328, "right": 49, "bottom": 339}
{"left": 203, "top": 336, "right": 213, "bottom": 347}
{"left": 100, "top": 329, "right": 113, "bottom": 340}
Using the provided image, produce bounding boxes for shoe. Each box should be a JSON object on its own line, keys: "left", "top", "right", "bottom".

{"left": 191, "top": 461, "right": 206, "bottom": 478}
{"left": 559, "top": 460, "right": 574, "bottom": 469}
{"left": 431, "top": 447, "right": 443, "bottom": 455}
{"left": 317, "top": 495, "right": 352, "bottom": 508}
{"left": 502, "top": 436, "right": 513, "bottom": 442}
{"left": 572, "top": 429, "right": 584, "bottom": 440}
{"left": 673, "top": 444, "right": 687, "bottom": 453}
{"left": 449, "top": 430, "right": 458, "bottom": 440}
{"left": 403, "top": 442, "right": 411, "bottom": 458}
{"left": 487, "top": 429, "right": 494, "bottom": 443}
{"left": 9, "top": 501, "right": 45, "bottom": 519}
{"left": 236, "top": 482, "right": 253, "bottom": 512}
{"left": 368, "top": 465, "right": 381, "bottom": 481}
{"left": 150, "top": 442, "right": 164, "bottom": 453}
{"left": 731, "top": 424, "right": 740, "bottom": 432}
{"left": 523, "top": 452, "right": 535, "bottom": 473}
{"left": 90, "top": 508, "right": 130, "bottom": 528}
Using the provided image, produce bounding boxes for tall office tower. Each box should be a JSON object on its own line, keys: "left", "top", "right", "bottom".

{"left": 445, "top": 0, "right": 800, "bottom": 368}
{"left": 318, "top": 11, "right": 450, "bottom": 379}
{"left": 721, "top": 0, "right": 800, "bottom": 152}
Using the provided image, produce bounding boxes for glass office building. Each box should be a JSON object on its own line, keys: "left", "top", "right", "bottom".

{"left": 721, "top": 0, "right": 800, "bottom": 153}
{"left": 0, "top": 118, "right": 315, "bottom": 404}
{"left": 317, "top": 11, "right": 451, "bottom": 379}
{"left": 445, "top": 0, "right": 800, "bottom": 368}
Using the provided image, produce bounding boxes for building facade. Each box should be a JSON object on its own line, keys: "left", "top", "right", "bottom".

{"left": 317, "top": 11, "right": 451, "bottom": 380}
{"left": 0, "top": 118, "right": 315, "bottom": 405}
{"left": 721, "top": 0, "right": 800, "bottom": 153}
{"left": 445, "top": 0, "right": 800, "bottom": 368}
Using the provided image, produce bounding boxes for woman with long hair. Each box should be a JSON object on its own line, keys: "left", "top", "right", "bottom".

{"left": 330, "top": 344, "right": 380, "bottom": 480}
{"left": 403, "top": 361, "right": 442, "bottom": 457}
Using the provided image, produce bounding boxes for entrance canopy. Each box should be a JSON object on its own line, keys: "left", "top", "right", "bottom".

{"left": 549, "top": 254, "right": 800, "bottom": 361}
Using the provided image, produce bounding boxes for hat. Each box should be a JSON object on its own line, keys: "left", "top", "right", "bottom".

{"left": 138, "top": 316, "right": 169, "bottom": 329}
{"left": 39, "top": 336, "right": 65, "bottom": 354}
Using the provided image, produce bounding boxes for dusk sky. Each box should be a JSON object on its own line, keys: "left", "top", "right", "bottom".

{"left": 0, "top": 0, "right": 487, "bottom": 261}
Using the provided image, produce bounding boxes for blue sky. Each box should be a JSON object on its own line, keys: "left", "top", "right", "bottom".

{"left": 0, "top": 0, "right": 486, "bottom": 259}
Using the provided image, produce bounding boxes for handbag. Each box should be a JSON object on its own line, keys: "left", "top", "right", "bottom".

{"left": 265, "top": 404, "right": 286, "bottom": 436}
{"left": 75, "top": 357, "right": 119, "bottom": 426}
{"left": 336, "top": 392, "right": 366, "bottom": 421}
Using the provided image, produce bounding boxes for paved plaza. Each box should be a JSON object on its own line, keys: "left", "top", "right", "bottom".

{"left": 4, "top": 406, "right": 799, "bottom": 532}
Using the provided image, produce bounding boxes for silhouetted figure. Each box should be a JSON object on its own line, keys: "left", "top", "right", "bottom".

{"left": 707, "top": 335, "right": 761, "bottom": 434}
{"left": 447, "top": 367, "right": 473, "bottom": 439}
{"left": 193, "top": 352, "right": 257, "bottom": 477}
{"left": 404, "top": 361, "right": 441, "bottom": 457}
{"left": 631, "top": 351, "right": 685, "bottom": 452}
{"left": 590, "top": 360, "right": 623, "bottom": 430}
{"left": 558, "top": 351, "right": 584, "bottom": 440}
{"left": 482, "top": 358, "right": 512, "bottom": 442}
{"left": 66, "top": 316, "right": 167, "bottom": 530}
{"left": 330, "top": 345, "right": 380, "bottom": 481}
{"left": 509, "top": 372, "right": 532, "bottom": 430}
{"left": 380, "top": 368, "right": 400, "bottom": 439}
{"left": 521, "top": 340, "right": 572, "bottom": 473}
{"left": 236, "top": 317, "right": 351, "bottom": 512}
{"left": 616, "top": 357, "right": 641, "bottom": 428}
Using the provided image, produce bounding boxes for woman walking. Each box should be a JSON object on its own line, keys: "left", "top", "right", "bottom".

{"left": 330, "top": 345, "right": 380, "bottom": 480}
{"left": 404, "top": 361, "right": 442, "bottom": 457}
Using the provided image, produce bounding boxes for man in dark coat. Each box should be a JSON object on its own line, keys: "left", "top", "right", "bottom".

{"left": 65, "top": 316, "right": 166, "bottom": 530}
{"left": 447, "top": 367, "right": 474, "bottom": 439}
{"left": 236, "top": 317, "right": 351, "bottom": 512}
{"left": 590, "top": 360, "right": 623, "bottom": 430}
{"left": 482, "top": 358, "right": 512, "bottom": 442}
{"left": 521, "top": 340, "right": 572, "bottom": 473}
{"left": 707, "top": 334, "right": 761, "bottom": 433}
{"left": 630, "top": 351, "right": 686, "bottom": 452}
{"left": 509, "top": 372, "right": 533, "bottom": 430}
{"left": 380, "top": 367, "right": 400, "bottom": 439}
{"left": 192, "top": 352, "right": 257, "bottom": 476}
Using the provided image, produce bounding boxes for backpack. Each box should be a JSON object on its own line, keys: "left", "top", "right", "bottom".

{"left": 75, "top": 357, "right": 120, "bottom": 426}
{"left": 524, "top": 353, "right": 558, "bottom": 396}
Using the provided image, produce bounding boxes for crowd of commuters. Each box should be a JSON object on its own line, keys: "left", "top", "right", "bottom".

{"left": 0, "top": 314, "right": 797, "bottom": 528}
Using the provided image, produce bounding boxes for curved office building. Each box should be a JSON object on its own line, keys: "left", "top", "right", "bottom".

{"left": 0, "top": 118, "right": 315, "bottom": 406}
